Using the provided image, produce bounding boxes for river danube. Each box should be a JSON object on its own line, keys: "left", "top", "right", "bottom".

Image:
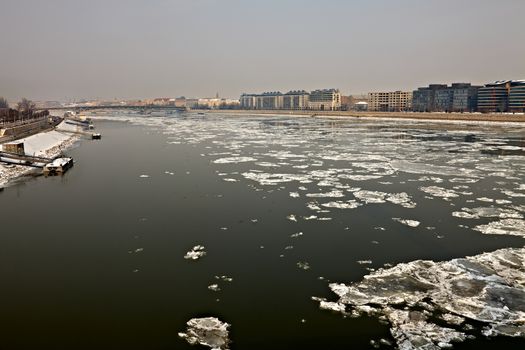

{"left": 0, "top": 112, "right": 524, "bottom": 349}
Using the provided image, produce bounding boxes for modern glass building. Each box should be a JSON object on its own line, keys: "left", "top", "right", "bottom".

{"left": 477, "top": 81, "right": 510, "bottom": 113}
{"left": 412, "top": 83, "right": 479, "bottom": 112}
{"left": 509, "top": 81, "right": 525, "bottom": 113}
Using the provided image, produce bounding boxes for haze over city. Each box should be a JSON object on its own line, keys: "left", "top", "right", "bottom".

{"left": 1, "top": 0, "right": 524, "bottom": 101}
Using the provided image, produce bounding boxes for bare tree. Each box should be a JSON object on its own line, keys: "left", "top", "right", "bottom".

{"left": 0, "top": 97, "right": 8, "bottom": 109}
{"left": 17, "top": 98, "right": 36, "bottom": 113}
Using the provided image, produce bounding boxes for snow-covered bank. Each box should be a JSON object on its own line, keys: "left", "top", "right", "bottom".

{"left": 0, "top": 121, "right": 81, "bottom": 187}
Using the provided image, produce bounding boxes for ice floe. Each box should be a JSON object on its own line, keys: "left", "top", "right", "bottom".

{"left": 306, "top": 190, "right": 345, "bottom": 198}
{"left": 419, "top": 186, "right": 459, "bottom": 200}
{"left": 179, "top": 317, "right": 230, "bottom": 350}
{"left": 452, "top": 207, "right": 523, "bottom": 220}
{"left": 321, "top": 200, "right": 362, "bottom": 209}
{"left": 213, "top": 156, "right": 257, "bottom": 164}
{"left": 392, "top": 218, "right": 421, "bottom": 228}
{"left": 319, "top": 247, "right": 525, "bottom": 349}
{"left": 297, "top": 261, "right": 310, "bottom": 270}
{"left": 473, "top": 219, "right": 525, "bottom": 237}
{"left": 208, "top": 284, "right": 221, "bottom": 292}
{"left": 286, "top": 214, "right": 297, "bottom": 222}
{"left": 184, "top": 245, "right": 207, "bottom": 260}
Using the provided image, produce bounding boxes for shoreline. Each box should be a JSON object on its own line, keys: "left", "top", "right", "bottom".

{"left": 0, "top": 122, "right": 82, "bottom": 188}
{"left": 190, "top": 109, "right": 525, "bottom": 124}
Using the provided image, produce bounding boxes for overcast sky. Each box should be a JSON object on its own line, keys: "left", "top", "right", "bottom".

{"left": 0, "top": 0, "right": 523, "bottom": 101}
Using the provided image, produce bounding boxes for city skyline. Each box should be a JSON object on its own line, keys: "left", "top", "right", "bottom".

{"left": 1, "top": 0, "right": 524, "bottom": 101}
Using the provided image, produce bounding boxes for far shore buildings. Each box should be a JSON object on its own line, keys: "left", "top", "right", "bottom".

{"left": 186, "top": 97, "right": 240, "bottom": 109}
{"left": 412, "top": 83, "right": 481, "bottom": 113}
{"left": 412, "top": 81, "right": 524, "bottom": 113}
{"left": 240, "top": 89, "right": 341, "bottom": 111}
{"left": 477, "top": 80, "right": 525, "bottom": 113}
{"left": 368, "top": 91, "right": 412, "bottom": 112}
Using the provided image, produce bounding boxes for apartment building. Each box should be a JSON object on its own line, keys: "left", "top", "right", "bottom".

{"left": 368, "top": 91, "right": 412, "bottom": 112}
{"left": 282, "top": 90, "right": 310, "bottom": 110}
{"left": 308, "top": 89, "right": 341, "bottom": 111}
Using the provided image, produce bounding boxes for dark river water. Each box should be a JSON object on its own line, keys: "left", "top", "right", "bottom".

{"left": 0, "top": 112, "right": 524, "bottom": 349}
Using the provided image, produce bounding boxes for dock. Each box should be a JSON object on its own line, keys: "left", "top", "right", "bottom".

{"left": 0, "top": 150, "right": 53, "bottom": 168}
{"left": 0, "top": 151, "right": 74, "bottom": 176}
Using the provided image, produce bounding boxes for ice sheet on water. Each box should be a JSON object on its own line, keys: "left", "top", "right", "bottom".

{"left": 286, "top": 215, "right": 297, "bottom": 222}
{"left": 319, "top": 301, "right": 346, "bottom": 312}
{"left": 357, "top": 260, "right": 372, "bottom": 265}
{"left": 255, "top": 162, "right": 280, "bottom": 168}
{"left": 417, "top": 176, "right": 444, "bottom": 183}
{"left": 353, "top": 191, "right": 416, "bottom": 208}
{"left": 391, "top": 160, "right": 479, "bottom": 177}
{"left": 449, "top": 178, "right": 479, "bottom": 184}
{"left": 208, "top": 284, "right": 221, "bottom": 292}
{"left": 419, "top": 186, "right": 459, "bottom": 200}
{"left": 297, "top": 261, "right": 310, "bottom": 270}
{"left": 289, "top": 192, "right": 300, "bottom": 198}
{"left": 452, "top": 207, "right": 523, "bottom": 220}
{"left": 319, "top": 247, "right": 525, "bottom": 349}
{"left": 339, "top": 174, "right": 383, "bottom": 181}
{"left": 353, "top": 190, "right": 386, "bottom": 204}
{"left": 321, "top": 200, "right": 362, "bottom": 209}
{"left": 500, "top": 189, "right": 525, "bottom": 198}
{"left": 306, "top": 190, "right": 345, "bottom": 198}
{"left": 213, "top": 156, "right": 256, "bottom": 164}
{"left": 215, "top": 275, "right": 233, "bottom": 282}
{"left": 242, "top": 172, "right": 311, "bottom": 185}
{"left": 392, "top": 218, "right": 420, "bottom": 228}
{"left": 179, "top": 317, "right": 230, "bottom": 350}
{"left": 184, "top": 245, "right": 207, "bottom": 260}
{"left": 473, "top": 219, "right": 525, "bottom": 237}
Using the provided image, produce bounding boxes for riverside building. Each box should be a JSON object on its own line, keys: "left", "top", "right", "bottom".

{"left": 307, "top": 89, "right": 341, "bottom": 111}
{"left": 412, "top": 83, "right": 480, "bottom": 112}
{"left": 368, "top": 91, "right": 412, "bottom": 112}
{"left": 477, "top": 81, "right": 510, "bottom": 113}
{"left": 477, "top": 80, "right": 525, "bottom": 113}
{"left": 240, "top": 89, "right": 339, "bottom": 111}
{"left": 510, "top": 81, "right": 525, "bottom": 113}
{"left": 283, "top": 91, "right": 310, "bottom": 110}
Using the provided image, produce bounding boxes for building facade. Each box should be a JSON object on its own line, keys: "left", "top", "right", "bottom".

{"left": 256, "top": 92, "right": 283, "bottom": 109}
{"left": 509, "top": 81, "right": 525, "bottom": 113}
{"left": 240, "top": 89, "right": 339, "bottom": 110}
{"left": 240, "top": 94, "right": 256, "bottom": 109}
{"left": 413, "top": 83, "right": 479, "bottom": 112}
{"left": 308, "top": 89, "right": 341, "bottom": 111}
{"left": 477, "top": 81, "right": 511, "bottom": 113}
{"left": 368, "top": 91, "right": 412, "bottom": 112}
{"left": 477, "top": 80, "right": 525, "bottom": 113}
{"left": 282, "top": 90, "right": 310, "bottom": 110}
{"left": 450, "top": 83, "right": 480, "bottom": 112}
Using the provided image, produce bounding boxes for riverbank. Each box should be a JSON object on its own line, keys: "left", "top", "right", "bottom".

{"left": 0, "top": 121, "right": 81, "bottom": 188}
{"left": 192, "top": 109, "right": 525, "bottom": 123}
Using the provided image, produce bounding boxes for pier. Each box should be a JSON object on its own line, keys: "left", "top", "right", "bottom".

{"left": 0, "top": 150, "right": 54, "bottom": 168}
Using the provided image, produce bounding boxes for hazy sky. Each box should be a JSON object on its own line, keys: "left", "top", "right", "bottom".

{"left": 0, "top": 0, "right": 524, "bottom": 101}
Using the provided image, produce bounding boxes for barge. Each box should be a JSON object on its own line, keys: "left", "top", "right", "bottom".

{"left": 43, "top": 157, "right": 74, "bottom": 176}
